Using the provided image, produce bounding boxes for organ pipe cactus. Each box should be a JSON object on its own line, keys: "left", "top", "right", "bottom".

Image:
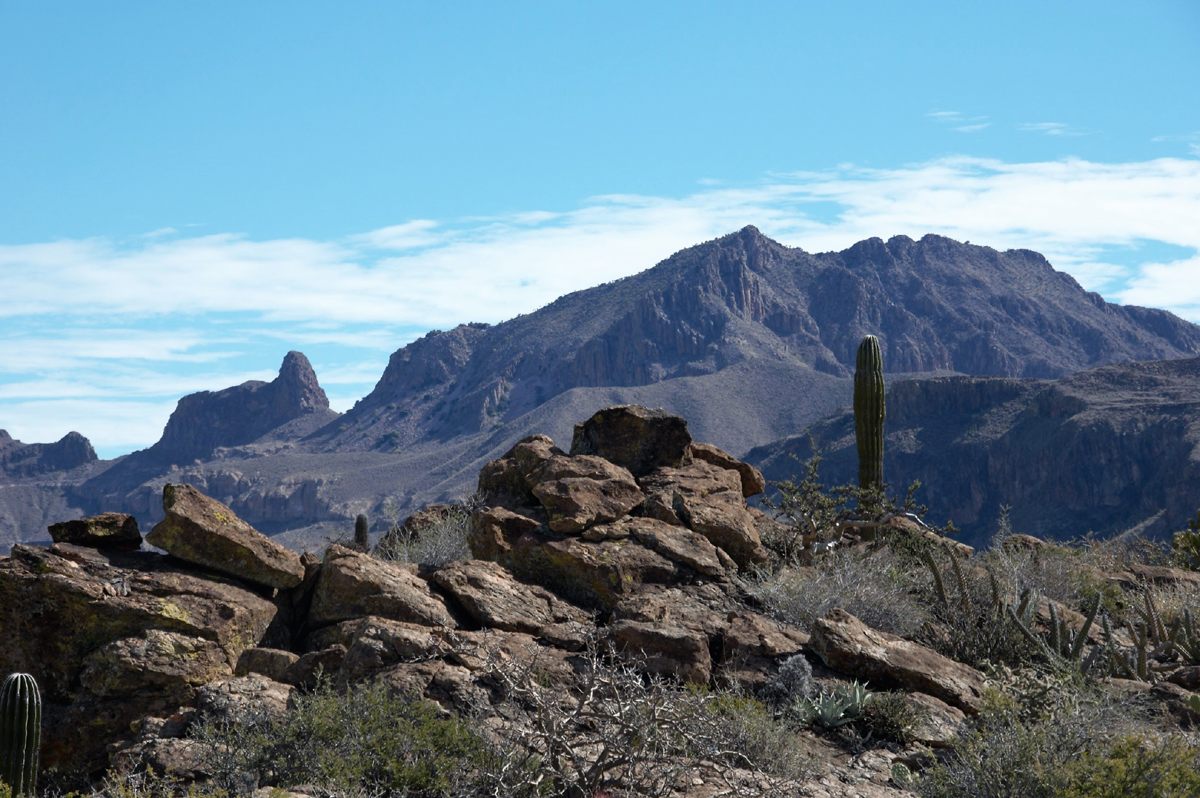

{"left": 853, "top": 335, "right": 885, "bottom": 490}
{"left": 0, "top": 673, "right": 40, "bottom": 797}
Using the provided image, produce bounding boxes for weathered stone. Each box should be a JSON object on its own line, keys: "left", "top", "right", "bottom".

{"left": 194, "top": 674, "right": 294, "bottom": 724}
{"left": 280, "top": 645, "right": 347, "bottom": 688}
{"left": 0, "top": 544, "right": 276, "bottom": 701}
{"left": 530, "top": 455, "right": 644, "bottom": 533}
{"left": 48, "top": 512, "right": 142, "bottom": 549}
{"left": 80, "top": 630, "right": 231, "bottom": 704}
{"left": 147, "top": 484, "right": 305, "bottom": 589}
{"left": 508, "top": 532, "right": 679, "bottom": 609}
{"left": 478, "top": 435, "right": 566, "bottom": 505}
{"left": 685, "top": 443, "right": 766, "bottom": 497}
{"left": 718, "top": 611, "right": 809, "bottom": 690}
{"left": 906, "top": 693, "right": 967, "bottom": 748}
{"left": 375, "top": 659, "right": 487, "bottom": 715}
{"left": 235, "top": 647, "right": 300, "bottom": 681}
{"left": 309, "top": 544, "right": 457, "bottom": 629}
{"left": 570, "top": 405, "right": 692, "bottom": 477}
{"left": 640, "top": 461, "right": 769, "bottom": 568}
{"left": 337, "top": 617, "right": 442, "bottom": 683}
{"left": 622, "top": 516, "right": 726, "bottom": 577}
{"left": 1169, "top": 666, "right": 1200, "bottom": 690}
{"left": 609, "top": 620, "right": 711, "bottom": 684}
{"left": 429, "top": 559, "right": 588, "bottom": 635}
{"left": 611, "top": 584, "right": 734, "bottom": 639}
{"left": 468, "top": 506, "right": 543, "bottom": 561}
{"left": 811, "top": 609, "right": 987, "bottom": 714}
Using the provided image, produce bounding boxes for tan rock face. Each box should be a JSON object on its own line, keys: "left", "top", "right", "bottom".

{"left": 235, "top": 647, "right": 300, "bottom": 681}
{"left": 309, "top": 544, "right": 457, "bottom": 629}
{"left": 147, "top": 484, "right": 305, "bottom": 589}
{"left": 811, "top": 609, "right": 986, "bottom": 714}
{"left": 685, "top": 442, "right": 766, "bottom": 498}
{"left": 337, "top": 617, "right": 443, "bottom": 683}
{"left": 468, "top": 506, "right": 543, "bottom": 561}
{"left": 609, "top": 620, "right": 711, "bottom": 684}
{"left": 478, "top": 434, "right": 566, "bottom": 507}
{"left": 570, "top": 405, "right": 692, "bottom": 478}
{"left": 48, "top": 512, "right": 142, "bottom": 549}
{"left": 530, "top": 455, "right": 645, "bottom": 533}
{"left": 620, "top": 516, "right": 727, "bottom": 577}
{"left": 639, "top": 461, "right": 769, "bottom": 569}
{"left": 194, "top": 674, "right": 295, "bottom": 724}
{"left": 429, "top": 560, "right": 588, "bottom": 635}
{"left": 508, "top": 532, "right": 680, "bottom": 610}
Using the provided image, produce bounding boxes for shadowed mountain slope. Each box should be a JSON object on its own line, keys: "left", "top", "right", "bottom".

{"left": 747, "top": 356, "right": 1200, "bottom": 549}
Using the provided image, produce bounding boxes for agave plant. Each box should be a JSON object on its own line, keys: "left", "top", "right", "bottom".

{"left": 798, "top": 681, "right": 872, "bottom": 729}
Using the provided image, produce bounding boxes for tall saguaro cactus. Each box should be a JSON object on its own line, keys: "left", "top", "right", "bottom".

{"left": 854, "top": 335, "right": 886, "bottom": 490}
{"left": 354, "top": 514, "right": 370, "bottom": 551}
{"left": 0, "top": 673, "right": 41, "bottom": 797}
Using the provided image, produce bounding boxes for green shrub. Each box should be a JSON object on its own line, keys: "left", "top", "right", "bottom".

{"left": 193, "top": 679, "right": 497, "bottom": 797}
{"left": 859, "top": 691, "right": 927, "bottom": 745}
{"left": 1057, "top": 734, "right": 1200, "bottom": 798}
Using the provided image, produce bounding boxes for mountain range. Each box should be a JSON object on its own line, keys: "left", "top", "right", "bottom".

{"left": 3, "top": 226, "right": 1199, "bottom": 552}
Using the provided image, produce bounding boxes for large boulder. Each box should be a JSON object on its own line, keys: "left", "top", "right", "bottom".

{"left": 569, "top": 405, "right": 692, "bottom": 477}
{"left": 147, "top": 484, "right": 305, "bottom": 589}
{"left": 468, "top": 506, "right": 543, "bottom": 561}
{"left": 309, "top": 544, "right": 457, "bottom": 629}
{"left": 621, "top": 516, "right": 728, "bottom": 577}
{"left": 428, "top": 560, "right": 589, "bottom": 636}
{"left": 48, "top": 513, "right": 142, "bottom": 549}
{"left": 529, "top": 455, "right": 645, "bottom": 533}
{"left": 811, "top": 609, "right": 987, "bottom": 714}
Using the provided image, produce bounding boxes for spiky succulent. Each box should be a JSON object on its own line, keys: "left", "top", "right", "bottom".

{"left": 853, "top": 335, "right": 885, "bottom": 490}
{"left": 0, "top": 673, "right": 41, "bottom": 797}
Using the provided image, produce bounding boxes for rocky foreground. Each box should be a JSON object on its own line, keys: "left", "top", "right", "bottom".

{"left": 4, "top": 405, "right": 1200, "bottom": 796}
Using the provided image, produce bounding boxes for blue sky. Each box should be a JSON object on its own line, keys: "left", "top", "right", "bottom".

{"left": 1, "top": 1, "right": 1199, "bottom": 458}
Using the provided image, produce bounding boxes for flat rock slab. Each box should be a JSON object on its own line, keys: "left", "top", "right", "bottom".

{"left": 570, "top": 404, "right": 692, "bottom": 477}
{"left": 429, "top": 559, "right": 588, "bottom": 636}
{"left": 48, "top": 512, "right": 142, "bottom": 549}
{"left": 530, "top": 455, "right": 645, "bottom": 533}
{"left": 147, "top": 484, "right": 305, "bottom": 589}
{"left": 622, "top": 516, "right": 727, "bottom": 577}
{"left": 811, "top": 608, "right": 986, "bottom": 714}
{"left": 309, "top": 544, "right": 457, "bottom": 629}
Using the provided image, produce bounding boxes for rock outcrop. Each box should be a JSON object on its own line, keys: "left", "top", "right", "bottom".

{"left": 147, "top": 484, "right": 305, "bottom": 589}
{"left": 0, "top": 430, "right": 97, "bottom": 478}
{"left": 48, "top": 512, "right": 141, "bottom": 548}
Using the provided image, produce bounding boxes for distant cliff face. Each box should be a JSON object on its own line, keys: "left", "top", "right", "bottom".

{"left": 148, "top": 351, "right": 332, "bottom": 464}
{"left": 321, "top": 227, "right": 1200, "bottom": 454}
{"left": 0, "top": 430, "right": 97, "bottom": 478}
{"left": 747, "top": 357, "right": 1200, "bottom": 547}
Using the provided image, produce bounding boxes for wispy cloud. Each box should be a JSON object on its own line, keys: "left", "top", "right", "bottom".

{"left": 1153, "top": 132, "right": 1200, "bottom": 156}
{"left": 1019, "top": 122, "right": 1085, "bottom": 137}
{"left": 2, "top": 155, "right": 1199, "bottom": 453}
{"left": 927, "top": 110, "right": 991, "bottom": 133}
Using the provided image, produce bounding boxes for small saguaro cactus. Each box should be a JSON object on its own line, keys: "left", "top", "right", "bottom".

{"left": 0, "top": 673, "right": 41, "bottom": 797}
{"left": 853, "top": 335, "right": 886, "bottom": 490}
{"left": 354, "top": 514, "right": 370, "bottom": 551}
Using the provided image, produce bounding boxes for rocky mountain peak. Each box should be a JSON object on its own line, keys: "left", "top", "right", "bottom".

{"left": 0, "top": 430, "right": 98, "bottom": 478}
{"left": 147, "top": 351, "right": 332, "bottom": 464}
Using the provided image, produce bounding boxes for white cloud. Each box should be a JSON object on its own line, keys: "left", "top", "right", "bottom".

{"left": 3, "top": 155, "right": 1200, "bottom": 453}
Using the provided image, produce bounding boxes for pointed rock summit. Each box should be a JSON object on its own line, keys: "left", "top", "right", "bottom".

{"left": 148, "top": 351, "right": 331, "bottom": 463}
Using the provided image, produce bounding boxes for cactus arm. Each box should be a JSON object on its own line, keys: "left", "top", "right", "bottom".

{"left": 921, "top": 550, "right": 948, "bottom": 607}
{"left": 947, "top": 546, "right": 971, "bottom": 614}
